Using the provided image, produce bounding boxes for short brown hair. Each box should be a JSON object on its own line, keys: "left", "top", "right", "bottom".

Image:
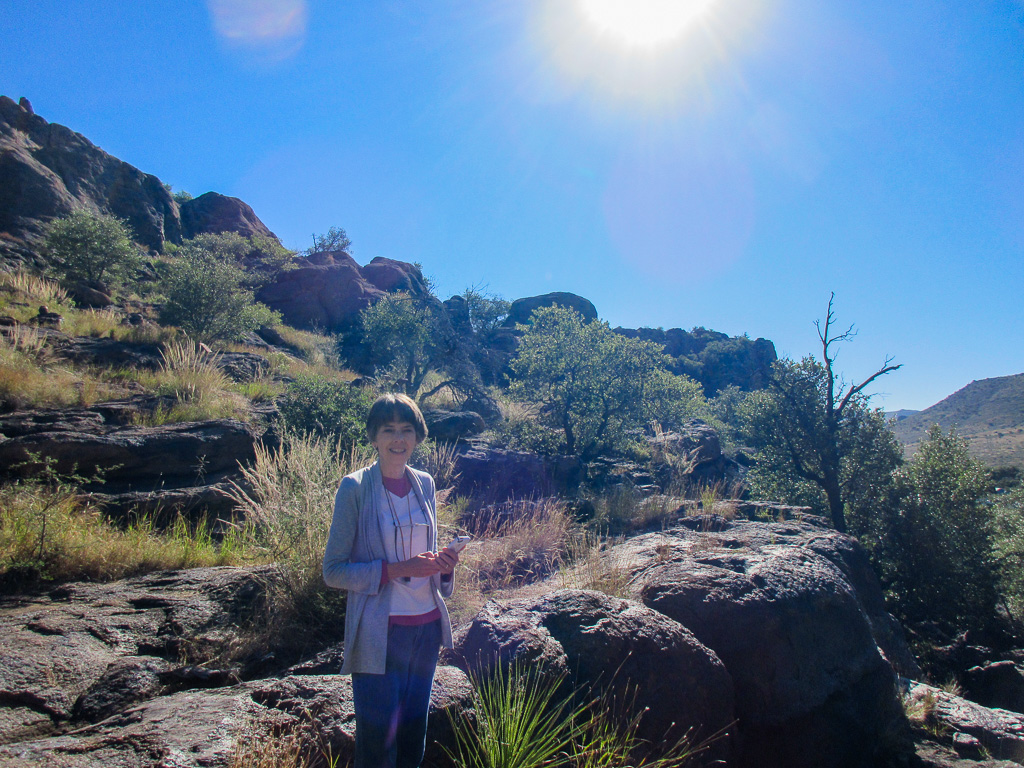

{"left": 366, "top": 393, "right": 428, "bottom": 443}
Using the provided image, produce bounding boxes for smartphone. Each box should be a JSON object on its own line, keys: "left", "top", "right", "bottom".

{"left": 447, "top": 535, "right": 471, "bottom": 553}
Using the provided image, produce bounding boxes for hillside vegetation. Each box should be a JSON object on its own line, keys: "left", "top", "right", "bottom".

{"left": 892, "top": 373, "right": 1024, "bottom": 468}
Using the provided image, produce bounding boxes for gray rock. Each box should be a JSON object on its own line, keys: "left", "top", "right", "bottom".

{"left": 610, "top": 518, "right": 908, "bottom": 768}
{"left": 964, "top": 661, "right": 1024, "bottom": 714}
{"left": 453, "top": 589, "right": 736, "bottom": 761}
{"left": 0, "top": 566, "right": 274, "bottom": 740}
{"left": 423, "top": 410, "right": 485, "bottom": 442}
{"left": 0, "top": 670, "right": 472, "bottom": 768}
{"left": 504, "top": 291, "right": 598, "bottom": 327}
{"left": 906, "top": 681, "right": 1024, "bottom": 764}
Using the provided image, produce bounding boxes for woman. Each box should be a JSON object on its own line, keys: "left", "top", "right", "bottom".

{"left": 323, "top": 393, "right": 459, "bottom": 768}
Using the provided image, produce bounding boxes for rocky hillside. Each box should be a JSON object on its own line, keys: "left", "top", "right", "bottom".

{"left": 3, "top": 512, "right": 1023, "bottom": 767}
{"left": 892, "top": 373, "right": 1024, "bottom": 468}
{"left": 0, "top": 95, "right": 276, "bottom": 268}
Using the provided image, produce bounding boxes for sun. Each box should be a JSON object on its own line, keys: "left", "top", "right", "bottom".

{"left": 577, "top": 0, "right": 716, "bottom": 48}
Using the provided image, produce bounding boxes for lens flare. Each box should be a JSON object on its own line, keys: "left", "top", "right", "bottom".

{"left": 206, "top": 0, "right": 308, "bottom": 63}
{"left": 578, "top": 0, "right": 716, "bottom": 48}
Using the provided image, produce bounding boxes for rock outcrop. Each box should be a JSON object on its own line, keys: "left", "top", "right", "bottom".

{"left": 179, "top": 192, "right": 278, "bottom": 241}
{"left": 615, "top": 325, "right": 777, "bottom": 395}
{"left": 0, "top": 95, "right": 180, "bottom": 253}
{"left": 256, "top": 253, "right": 430, "bottom": 332}
{"left": 503, "top": 292, "right": 598, "bottom": 327}
{"left": 0, "top": 95, "right": 281, "bottom": 266}
{"left": 0, "top": 566, "right": 472, "bottom": 766}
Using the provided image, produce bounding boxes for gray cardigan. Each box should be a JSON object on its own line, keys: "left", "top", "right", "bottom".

{"left": 322, "top": 462, "right": 454, "bottom": 675}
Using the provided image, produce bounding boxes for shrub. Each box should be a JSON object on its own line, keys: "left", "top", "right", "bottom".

{"left": 277, "top": 374, "right": 374, "bottom": 447}
{"left": 158, "top": 242, "right": 279, "bottom": 342}
{"left": 508, "top": 306, "right": 706, "bottom": 459}
{"left": 44, "top": 210, "right": 141, "bottom": 287}
{"left": 306, "top": 225, "right": 351, "bottom": 254}
{"left": 990, "top": 487, "right": 1024, "bottom": 624}
{"left": 856, "top": 425, "right": 997, "bottom": 631}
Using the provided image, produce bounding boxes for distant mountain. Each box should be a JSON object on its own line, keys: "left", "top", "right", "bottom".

{"left": 891, "top": 373, "right": 1024, "bottom": 468}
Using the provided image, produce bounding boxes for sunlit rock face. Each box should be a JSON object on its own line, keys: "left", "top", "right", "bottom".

{"left": 256, "top": 255, "right": 430, "bottom": 332}
{"left": 179, "top": 192, "right": 278, "bottom": 241}
{"left": 0, "top": 95, "right": 181, "bottom": 253}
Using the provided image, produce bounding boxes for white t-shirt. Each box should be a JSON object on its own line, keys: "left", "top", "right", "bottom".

{"left": 378, "top": 486, "right": 437, "bottom": 616}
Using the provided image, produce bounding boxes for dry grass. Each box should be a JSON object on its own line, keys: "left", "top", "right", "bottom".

{"left": 226, "top": 433, "right": 375, "bottom": 657}
{"left": 0, "top": 327, "right": 124, "bottom": 409}
{"left": 0, "top": 270, "right": 70, "bottom": 315}
{"left": 0, "top": 481, "right": 250, "bottom": 590}
{"left": 229, "top": 715, "right": 342, "bottom": 768}
{"left": 557, "top": 531, "right": 634, "bottom": 598}
{"left": 133, "top": 340, "right": 249, "bottom": 424}
{"left": 588, "top": 488, "right": 681, "bottom": 535}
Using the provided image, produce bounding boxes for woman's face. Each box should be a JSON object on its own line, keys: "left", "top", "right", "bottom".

{"left": 372, "top": 419, "right": 420, "bottom": 470}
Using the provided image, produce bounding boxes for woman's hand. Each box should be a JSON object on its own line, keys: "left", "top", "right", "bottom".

{"left": 388, "top": 553, "right": 441, "bottom": 580}
{"left": 436, "top": 547, "right": 460, "bottom": 575}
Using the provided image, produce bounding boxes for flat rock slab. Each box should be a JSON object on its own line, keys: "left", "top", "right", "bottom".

{"left": 908, "top": 681, "right": 1024, "bottom": 765}
{"left": 0, "top": 669, "right": 471, "bottom": 768}
{"left": 0, "top": 567, "right": 274, "bottom": 740}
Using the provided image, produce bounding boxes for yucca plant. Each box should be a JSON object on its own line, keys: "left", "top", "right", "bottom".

{"left": 447, "top": 664, "right": 587, "bottom": 768}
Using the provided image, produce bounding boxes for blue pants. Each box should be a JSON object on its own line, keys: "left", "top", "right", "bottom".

{"left": 351, "top": 620, "right": 442, "bottom": 768}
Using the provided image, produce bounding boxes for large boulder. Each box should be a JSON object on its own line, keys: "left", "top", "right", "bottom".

{"left": 256, "top": 254, "right": 429, "bottom": 333}
{"left": 179, "top": 192, "right": 278, "bottom": 241}
{"left": 452, "top": 445, "right": 581, "bottom": 503}
{"left": 608, "top": 517, "right": 909, "bottom": 768}
{"left": 504, "top": 292, "right": 598, "bottom": 327}
{"left": 453, "top": 589, "right": 735, "bottom": 760}
{"left": 423, "top": 410, "right": 485, "bottom": 443}
{"left": 963, "top": 662, "right": 1024, "bottom": 714}
{"left": 0, "top": 95, "right": 181, "bottom": 252}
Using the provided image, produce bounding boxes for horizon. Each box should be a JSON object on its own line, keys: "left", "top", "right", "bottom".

{"left": 3, "top": 1, "right": 1022, "bottom": 411}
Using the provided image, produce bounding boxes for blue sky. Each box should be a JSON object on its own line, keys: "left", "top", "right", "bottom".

{"left": 2, "top": 0, "right": 1022, "bottom": 411}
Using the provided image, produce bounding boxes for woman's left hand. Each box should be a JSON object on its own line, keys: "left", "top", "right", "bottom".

{"left": 436, "top": 547, "right": 460, "bottom": 574}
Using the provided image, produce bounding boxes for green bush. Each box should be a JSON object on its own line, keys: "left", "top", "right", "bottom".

{"left": 508, "top": 306, "right": 706, "bottom": 459}
{"left": 855, "top": 425, "right": 997, "bottom": 631}
{"left": 44, "top": 210, "right": 141, "bottom": 287}
{"left": 992, "top": 487, "right": 1024, "bottom": 624}
{"left": 158, "top": 242, "right": 279, "bottom": 342}
{"left": 277, "top": 374, "right": 374, "bottom": 447}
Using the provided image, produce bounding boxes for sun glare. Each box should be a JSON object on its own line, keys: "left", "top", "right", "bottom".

{"left": 578, "top": 0, "right": 715, "bottom": 48}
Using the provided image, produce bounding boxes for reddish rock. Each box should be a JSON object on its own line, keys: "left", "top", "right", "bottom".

{"left": 179, "top": 191, "right": 278, "bottom": 241}
{"left": 504, "top": 291, "right": 598, "bottom": 327}
{"left": 256, "top": 255, "right": 429, "bottom": 332}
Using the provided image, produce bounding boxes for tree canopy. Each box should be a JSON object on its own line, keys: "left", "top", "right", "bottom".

{"left": 44, "top": 210, "right": 140, "bottom": 287}
{"left": 508, "top": 306, "right": 705, "bottom": 459}
{"left": 743, "top": 295, "right": 901, "bottom": 532}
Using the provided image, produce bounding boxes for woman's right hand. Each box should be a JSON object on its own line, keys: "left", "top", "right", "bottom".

{"left": 388, "top": 553, "right": 441, "bottom": 580}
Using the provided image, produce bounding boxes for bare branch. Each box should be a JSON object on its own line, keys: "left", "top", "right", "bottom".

{"left": 837, "top": 356, "right": 902, "bottom": 415}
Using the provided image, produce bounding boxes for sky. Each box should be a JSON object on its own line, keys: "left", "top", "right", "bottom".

{"left": 2, "top": 0, "right": 1022, "bottom": 411}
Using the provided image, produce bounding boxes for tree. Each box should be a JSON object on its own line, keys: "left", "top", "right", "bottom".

{"left": 43, "top": 210, "right": 140, "bottom": 286}
{"left": 158, "top": 240, "right": 279, "bottom": 342}
{"left": 359, "top": 291, "right": 470, "bottom": 399}
{"left": 743, "top": 294, "right": 902, "bottom": 532}
{"left": 307, "top": 226, "right": 351, "bottom": 254}
{"left": 508, "top": 306, "right": 706, "bottom": 459}
{"left": 857, "top": 425, "right": 996, "bottom": 630}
